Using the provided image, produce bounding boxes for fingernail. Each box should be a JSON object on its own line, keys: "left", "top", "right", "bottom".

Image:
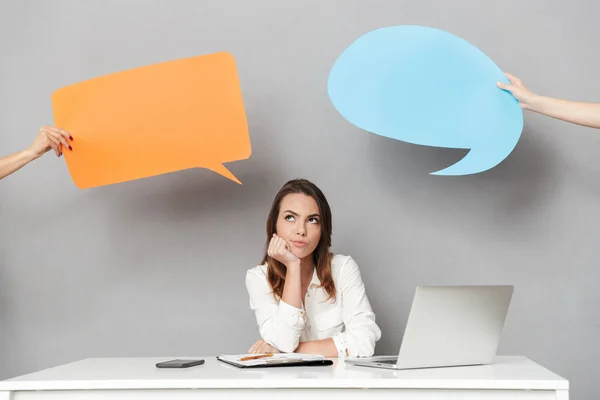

{"left": 68, "top": 145, "right": 72, "bottom": 150}
{"left": 70, "top": 136, "right": 74, "bottom": 141}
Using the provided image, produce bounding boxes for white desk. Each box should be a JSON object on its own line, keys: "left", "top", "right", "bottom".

{"left": 0, "top": 356, "right": 568, "bottom": 399}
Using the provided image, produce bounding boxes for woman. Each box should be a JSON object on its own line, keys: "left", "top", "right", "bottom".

{"left": 245, "top": 179, "right": 381, "bottom": 358}
{"left": 0, "top": 126, "right": 73, "bottom": 180}
{"left": 498, "top": 73, "right": 600, "bottom": 129}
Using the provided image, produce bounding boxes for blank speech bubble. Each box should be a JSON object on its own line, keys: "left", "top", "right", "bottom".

{"left": 52, "top": 52, "right": 251, "bottom": 188}
{"left": 328, "top": 25, "right": 523, "bottom": 176}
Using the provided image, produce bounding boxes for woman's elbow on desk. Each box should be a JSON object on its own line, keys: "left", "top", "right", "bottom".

{"left": 349, "top": 340, "right": 376, "bottom": 358}
{"left": 259, "top": 326, "right": 301, "bottom": 353}
{"left": 263, "top": 335, "right": 299, "bottom": 354}
{"left": 344, "top": 326, "right": 381, "bottom": 358}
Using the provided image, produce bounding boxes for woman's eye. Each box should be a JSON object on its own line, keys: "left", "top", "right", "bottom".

{"left": 285, "top": 215, "right": 295, "bottom": 221}
{"left": 308, "top": 217, "right": 320, "bottom": 224}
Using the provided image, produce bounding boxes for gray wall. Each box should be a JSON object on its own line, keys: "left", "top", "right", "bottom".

{"left": 1, "top": 0, "right": 598, "bottom": 398}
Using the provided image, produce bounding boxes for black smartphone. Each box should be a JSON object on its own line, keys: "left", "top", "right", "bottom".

{"left": 155, "top": 359, "right": 205, "bottom": 368}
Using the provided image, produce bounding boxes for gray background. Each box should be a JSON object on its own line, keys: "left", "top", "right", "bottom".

{"left": 1, "top": 0, "right": 598, "bottom": 398}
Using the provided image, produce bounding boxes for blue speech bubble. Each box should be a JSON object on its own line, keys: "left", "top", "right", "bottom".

{"left": 327, "top": 25, "right": 523, "bottom": 175}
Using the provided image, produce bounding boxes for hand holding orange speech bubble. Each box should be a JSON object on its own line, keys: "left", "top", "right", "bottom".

{"left": 51, "top": 52, "right": 251, "bottom": 189}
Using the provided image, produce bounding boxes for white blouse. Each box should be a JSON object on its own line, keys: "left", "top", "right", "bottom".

{"left": 245, "top": 254, "right": 381, "bottom": 357}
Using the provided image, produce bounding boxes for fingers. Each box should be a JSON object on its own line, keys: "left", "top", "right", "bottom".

{"left": 42, "top": 132, "right": 63, "bottom": 157}
{"left": 54, "top": 127, "right": 73, "bottom": 141}
{"left": 267, "top": 235, "right": 277, "bottom": 258}
{"left": 498, "top": 72, "right": 525, "bottom": 92}
{"left": 248, "top": 340, "right": 260, "bottom": 354}
{"left": 268, "top": 234, "right": 293, "bottom": 262}
{"left": 274, "top": 236, "right": 287, "bottom": 255}
{"left": 504, "top": 72, "right": 524, "bottom": 88}
{"left": 248, "top": 340, "right": 271, "bottom": 354}
{"left": 278, "top": 235, "right": 292, "bottom": 252}
{"left": 256, "top": 342, "right": 271, "bottom": 354}
{"left": 46, "top": 126, "right": 73, "bottom": 141}
{"left": 43, "top": 126, "right": 72, "bottom": 151}
{"left": 497, "top": 73, "right": 515, "bottom": 91}
{"left": 253, "top": 343, "right": 264, "bottom": 354}
{"left": 496, "top": 81, "right": 511, "bottom": 91}
{"left": 268, "top": 234, "right": 284, "bottom": 257}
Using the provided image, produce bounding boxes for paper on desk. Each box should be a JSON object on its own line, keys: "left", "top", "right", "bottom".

{"left": 218, "top": 353, "right": 324, "bottom": 367}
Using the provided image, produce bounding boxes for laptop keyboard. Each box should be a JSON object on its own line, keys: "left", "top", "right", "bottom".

{"left": 376, "top": 358, "right": 398, "bottom": 364}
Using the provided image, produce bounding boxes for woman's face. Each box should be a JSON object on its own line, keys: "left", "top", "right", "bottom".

{"left": 275, "top": 193, "right": 322, "bottom": 260}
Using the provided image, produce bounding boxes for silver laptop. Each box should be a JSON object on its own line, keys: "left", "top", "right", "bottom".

{"left": 347, "top": 285, "right": 513, "bottom": 370}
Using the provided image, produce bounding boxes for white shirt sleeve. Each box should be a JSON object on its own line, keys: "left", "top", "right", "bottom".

{"left": 331, "top": 257, "right": 381, "bottom": 357}
{"left": 245, "top": 268, "right": 305, "bottom": 353}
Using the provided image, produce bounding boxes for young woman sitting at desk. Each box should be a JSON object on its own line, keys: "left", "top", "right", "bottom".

{"left": 245, "top": 178, "right": 381, "bottom": 358}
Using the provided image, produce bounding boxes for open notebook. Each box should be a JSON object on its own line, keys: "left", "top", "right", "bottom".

{"left": 217, "top": 353, "right": 333, "bottom": 368}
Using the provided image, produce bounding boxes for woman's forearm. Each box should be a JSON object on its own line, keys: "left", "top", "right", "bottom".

{"left": 0, "top": 150, "right": 37, "bottom": 180}
{"left": 281, "top": 262, "right": 303, "bottom": 309}
{"left": 529, "top": 96, "right": 600, "bottom": 129}
{"left": 295, "top": 338, "right": 338, "bottom": 357}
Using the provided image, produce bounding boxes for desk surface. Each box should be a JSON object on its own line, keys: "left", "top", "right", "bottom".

{"left": 0, "top": 356, "right": 568, "bottom": 391}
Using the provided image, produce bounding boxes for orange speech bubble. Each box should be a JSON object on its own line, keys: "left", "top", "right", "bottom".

{"left": 51, "top": 52, "right": 251, "bottom": 188}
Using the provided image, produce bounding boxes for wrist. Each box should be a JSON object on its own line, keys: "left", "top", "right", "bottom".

{"left": 20, "top": 148, "right": 38, "bottom": 162}
{"left": 285, "top": 260, "right": 301, "bottom": 272}
{"left": 526, "top": 94, "right": 547, "bottom": 112}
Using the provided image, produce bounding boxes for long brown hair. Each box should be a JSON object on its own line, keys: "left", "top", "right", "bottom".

{"left": 261, "top": 179, "right": 336, "bottom": 302}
